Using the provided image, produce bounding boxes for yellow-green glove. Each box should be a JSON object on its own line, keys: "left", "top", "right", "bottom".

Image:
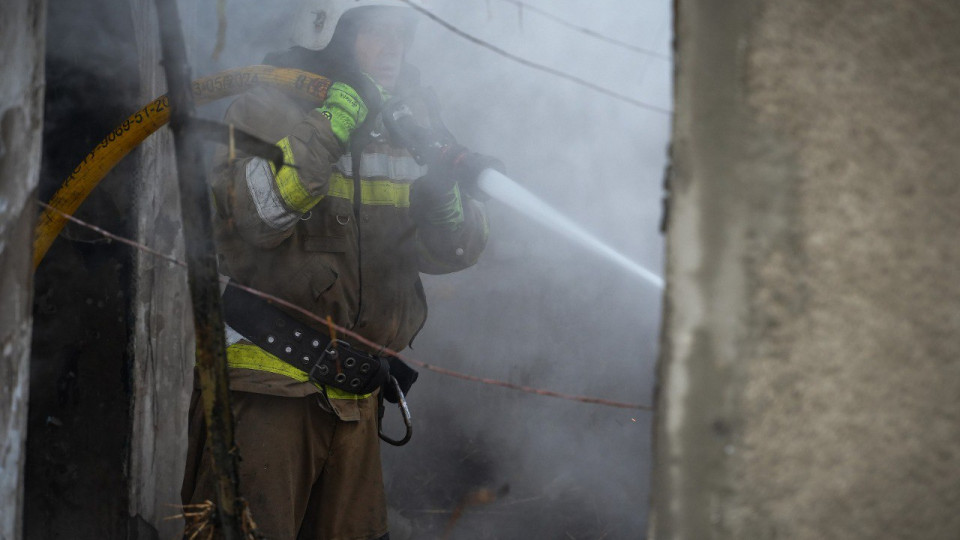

{"left": 317, "top": 82, "right": 369, "bottom": 148}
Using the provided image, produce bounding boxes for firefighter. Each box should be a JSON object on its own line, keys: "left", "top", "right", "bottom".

{"left": 180, "top": 1, "right": 497, "bottom": 538}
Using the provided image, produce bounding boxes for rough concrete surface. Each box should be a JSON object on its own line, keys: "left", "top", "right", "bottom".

{"left": 0, "top": 2, "right": 45, "bottom": 539}
{"left": 652, "top": 1, "right": 960, "bottom": 539}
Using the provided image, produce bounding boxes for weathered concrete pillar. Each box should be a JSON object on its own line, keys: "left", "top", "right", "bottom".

{"left": 0, "top": 2, "right": 45, "bottom": 539}
{"left": 652, "top": 1, "right": 960, "bottom": 538}
{"left": 126, "top": 0, "right": 194, "bottom": 537}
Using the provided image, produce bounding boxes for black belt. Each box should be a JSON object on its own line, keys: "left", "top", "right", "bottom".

{"left": 221, "top": 284, "right": 390, "bottom": 395}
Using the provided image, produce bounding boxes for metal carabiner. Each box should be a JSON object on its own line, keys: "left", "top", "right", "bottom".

{"left": 378, "top": 375, "right": 413, "bottom": 446}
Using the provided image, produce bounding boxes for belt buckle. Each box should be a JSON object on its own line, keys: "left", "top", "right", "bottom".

{"left": 338, "top": 342, "right": 376, "bottom": 391}
{"left": 308, "top": 339, "right": 382, "bottom": 393}
{"left": 308, "top": 339, "right": 343, "bottom": 383}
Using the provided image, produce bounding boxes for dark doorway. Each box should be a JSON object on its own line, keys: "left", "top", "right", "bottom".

{"left": 25, "top": 0, "right": 141, "bottom": 537}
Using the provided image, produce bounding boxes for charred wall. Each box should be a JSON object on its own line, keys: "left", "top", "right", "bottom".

{"left": 24, "top": 0, "right": 140, "bottom": 538}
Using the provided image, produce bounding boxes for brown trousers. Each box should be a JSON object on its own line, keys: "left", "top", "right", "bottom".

{"left": 181, "top": 390, "right": 389, "bottom": 540}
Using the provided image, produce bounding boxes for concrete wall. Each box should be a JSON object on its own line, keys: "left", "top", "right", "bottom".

{"left": 127, "top": 0, "right": 194, "bottom": 537}
{"left": 0, "top": 2, "right": 45, "bottom": 539}
{"left": 651, "top": 1, "right": 960, "bottom": 538}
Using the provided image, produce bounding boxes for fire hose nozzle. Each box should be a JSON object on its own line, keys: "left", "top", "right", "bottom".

{"left": 381, "top": 98, "right": 503, "bottom": 200}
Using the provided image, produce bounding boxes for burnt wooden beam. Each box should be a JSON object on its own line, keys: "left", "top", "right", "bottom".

{"left": 151, "top": 0, "right": 245, "bottom": 538}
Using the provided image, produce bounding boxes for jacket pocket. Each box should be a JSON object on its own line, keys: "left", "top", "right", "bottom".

{"left": 309, "top": 267, "right": 339, "bottom": 298}
{"left": 300, "top": 197, "right": 353, "bottom": 252}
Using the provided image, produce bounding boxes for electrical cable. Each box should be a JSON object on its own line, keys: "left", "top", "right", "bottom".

{"left": 397, "top": 0, "right": 672, "bottom": 115}
{"left": 38, "top": 200, "right": 654, "bottom": 412}
{"left": 496, "top": 0, "right": 671, "bottom": 60}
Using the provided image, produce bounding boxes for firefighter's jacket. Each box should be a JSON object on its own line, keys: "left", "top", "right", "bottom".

{"left": 209, "top": 75, "right": 488, "bottom": 418}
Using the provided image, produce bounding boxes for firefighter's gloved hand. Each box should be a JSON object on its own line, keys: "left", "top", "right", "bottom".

{"left": 316, "top": 82, "right": 369, "bottom": 148}
{"left": 411, "top": 146, "right": 503, "bottom": 228}
{"left": 411, "top": 180, "right": 465, "bottom": 230}
{"left": 383, "top": 357, "right": 419, "bottom": 403}
{"left": 316, "top": 73, "right": 386, "bottom": 148}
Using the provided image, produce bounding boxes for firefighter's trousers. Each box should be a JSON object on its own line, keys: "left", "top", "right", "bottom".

{"left": 181, "top": 389, "right": 389, "bottom": 540}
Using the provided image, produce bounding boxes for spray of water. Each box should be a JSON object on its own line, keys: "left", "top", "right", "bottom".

{"left": 476, "top": 168, "right": 665, "bottom": 289}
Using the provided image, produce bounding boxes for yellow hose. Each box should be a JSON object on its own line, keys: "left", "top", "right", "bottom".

{"left": 34, "top": 65, "right": 332, "bottom": 269}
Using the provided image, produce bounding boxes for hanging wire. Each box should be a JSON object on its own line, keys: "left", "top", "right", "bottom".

{"left": 396, "top": 0, "right": 672, "bottom": 115}
{"left": 38, "top": 200, "right": 654, "bottom": 412}
{"left": 497, "top": 0, "right": 671, "bottom": 60}
{"left": 211, "top": 0, "right": 227, "bottom": 60}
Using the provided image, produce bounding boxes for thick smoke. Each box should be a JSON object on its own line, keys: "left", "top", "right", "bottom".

{"left": 184, "top": 0, "right": 671, "bottom": 537}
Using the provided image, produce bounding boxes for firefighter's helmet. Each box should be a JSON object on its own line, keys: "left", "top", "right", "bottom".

{"left": 291, "top": 0, "right": 420, "bottom": 51}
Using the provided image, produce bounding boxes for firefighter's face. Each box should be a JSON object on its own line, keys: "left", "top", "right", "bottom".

{"left": 354, "top": 9, "right": 411, "bottom": 91}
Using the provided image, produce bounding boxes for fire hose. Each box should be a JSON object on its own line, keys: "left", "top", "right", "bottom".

{"left": 33, "top": 65, "right": 333, "bottom": 269}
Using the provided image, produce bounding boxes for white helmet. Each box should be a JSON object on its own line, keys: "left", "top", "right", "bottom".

{"left": 291, "top": 0, "right": 421, "bottom": 51}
